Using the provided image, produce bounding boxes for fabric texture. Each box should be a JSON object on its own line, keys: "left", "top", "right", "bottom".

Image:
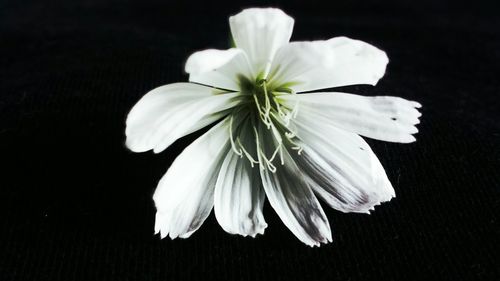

{"left": 1, "top": 0, "right": 498, "bottom": 280}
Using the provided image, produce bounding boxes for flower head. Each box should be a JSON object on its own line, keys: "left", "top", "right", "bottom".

{"left": 126, "top": 8, "right": 421, "bottom": 246}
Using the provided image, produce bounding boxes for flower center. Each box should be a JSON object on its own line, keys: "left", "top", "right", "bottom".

{"left": 229, "top": 75, "right": 302, "bottom": 172}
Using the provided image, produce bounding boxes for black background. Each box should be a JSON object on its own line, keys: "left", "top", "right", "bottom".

{"left": 1, "top": 0, "right": 499, "bottom": 280}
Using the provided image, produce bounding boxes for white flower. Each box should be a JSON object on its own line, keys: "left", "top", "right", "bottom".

{"left": 125, "top": 8, "right": 421, "bottom": 247}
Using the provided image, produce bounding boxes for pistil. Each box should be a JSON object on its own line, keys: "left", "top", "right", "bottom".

{"left": 229, "top": 75, "right": 303, "bottom": 172}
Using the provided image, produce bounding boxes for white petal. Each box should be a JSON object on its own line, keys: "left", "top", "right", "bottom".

{"left": 269, "top": 37, "right": 388, "bottom": 92}
{"left": 291, "top": 113, "right": 395, "bottom": 213}
{"left": 281, "top": 92, "right": 421, "bottom": 143}
{"left": 125, "top": 83, "right": 240, "bottom": 153}
{"left": 186, "top": 49, "right": 242, "bottom": 75}
{"left": 214, "top": 150, "right": 267, "bottom": 237}
{"left": 229, "top": 8, "right": 294, "bottom": 77}
{"left": 257, "top": 124, "right": 331, "bottom": 247}
{"left": 153, "top": 118, "right": 230, "bottom": 239}
{"left": 186, "top": 48, "right": 254, "bottom": 91}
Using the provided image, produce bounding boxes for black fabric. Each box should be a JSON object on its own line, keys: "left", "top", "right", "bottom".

{"left": 1, "top": 0, "right": 499, "bottom": 280}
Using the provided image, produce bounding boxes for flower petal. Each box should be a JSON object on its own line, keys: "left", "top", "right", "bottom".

{"left": 214, "top": 150, "right": 267, "bottom": 237}
{"left": 153, "top": 118, "right": 230, "bottom": 239}
{"left": 290, "top": 112, "right": 395, "bottom": 213}
{"left": 229, "top": 8, "right": 294, "bottom": 77}
{"left": 257, "top": 123, "right": 332, "bottom": 247}
{"left": 280, "top": 92, "right": 421, "bottom": 143}
{"left": 186, "top": 48, "right": 254, "bottom": 91}
{"left": 269, "top": 37, "right": 388, "bottom": 92}
{"left": 125, "top": 83, "right": 240, "bottom": 153}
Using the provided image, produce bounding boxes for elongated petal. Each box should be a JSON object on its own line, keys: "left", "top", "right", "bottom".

{"left": 214, "top": 150, "right": 267, "bottom": 237}
{"left": 257, "top": 124, "right": 331, "bottom": 246}
{"left": 186, "top": 48, "right": 254, "bottom": 91}
{"left": 125, "top": 83, "right": 240, "bottom": 153}
{"left": 290, "top": 112, "right": 395, "bottom": 213}
{"left": 230, "top": 8, "right": 294, "bottom": 77}
{"left": 269, "top": 37, "right": 388, "bottom": 92}
{"left": 153, "top": 119, "right": 230, "bottom": 239}
{"left": 280, "top": 92, "right": 421, "bottom": 143}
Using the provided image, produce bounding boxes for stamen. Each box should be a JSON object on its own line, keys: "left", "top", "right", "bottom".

{"left": 286, "top": 136, "right": 303, "bottom": 155}
{"left": 267, "top": 143, "right": 282, "bottom": 163}
{"left": 229, "top": 115, "right": 243, "bottom": 156}
{"left": 272, "top": 95, "right": 287, "bottom": 120}
{"left": 262, "top": 80, "right": 272, "bottom": 119}
{"left": 253, "top": 94, "right": 272, "bottom": 128}
{"left": 237, "top": 138, "right": 259, "bottom": 167}
{"left": 253, "top": 126, "right": 266, "bottom": 171}
{"left": 279, "top": 146, "right": 284, "bottom": 165}
{"left": 269, "top": 111, "right": 304, "bottom": 157}
{"left": 297, "top": 147, "right": 303, "bottom": 155}
{"left": 266, "top": 160, "right": 277, "bottom": 172}
{"left": 269, "top": 121, "right": 283, "bottom": 144}
{"left": 243, "top": 79, "right": 304, "bottom": 171}
{"left": 253, "top": 125, "right": 277, "bottom": 172}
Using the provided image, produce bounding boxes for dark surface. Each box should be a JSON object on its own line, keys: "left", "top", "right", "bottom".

{"left": 1, "top": 0, "right": 499, "bottom": 280}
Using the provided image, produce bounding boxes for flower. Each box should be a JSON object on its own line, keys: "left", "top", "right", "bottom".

{"left": 125, "top": 8, "right": 421, "bottom": 247}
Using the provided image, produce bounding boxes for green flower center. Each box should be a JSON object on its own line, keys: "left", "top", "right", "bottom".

{"left": 228, "top": 74, "right": 302, "bottom": 172}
